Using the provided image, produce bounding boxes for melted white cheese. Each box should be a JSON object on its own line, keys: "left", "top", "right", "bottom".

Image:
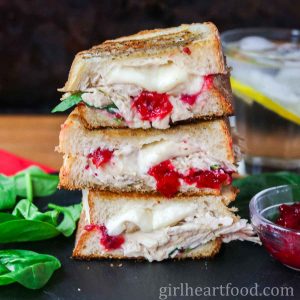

{"left": 106, "top": 202, "right": 197, "bottom": 236}
{"left": 137, "top": 139, "right": 201, "bottom": 174}
{"left": 106, "top": 63, "right": 203, "bottom": 94}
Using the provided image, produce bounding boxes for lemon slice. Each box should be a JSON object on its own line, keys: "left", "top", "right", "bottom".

{"left": 230, "top": 77, "right": 300, "bottom": 125}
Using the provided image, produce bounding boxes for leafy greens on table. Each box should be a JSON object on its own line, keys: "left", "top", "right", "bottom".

{"left": 233, "top": 172, "right": 300, "bottom": 219}
{"left": 0, "top": 166, "right": 81, "bottom": 289}
{"left": 0, "top": 166, "right": 59, "bottom": 210}
{"left": 0, "top": 250, "right": 61, "bottom": 289}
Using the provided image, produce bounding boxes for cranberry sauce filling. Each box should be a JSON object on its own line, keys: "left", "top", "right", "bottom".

{"left": 183, "top": 47, "right": 192, "bottom": 55}
{"left": 132, "top": 91, "right": 173, "bottom": 121}
{"left": 180, "top": 75, "right": 214, "bottom": 106}
{"left": 131, "top": 75, "right": 214, "bottom": 122}
{"left": 148, "top": 160, "right": 233, "bottom": 197}
{"left": 87, "top": 147, "right": 114, "bottom": 168}
{"left": 148, "top": 160, "right": 181, "bottom": 198}
{"left": 275, "top": 203, "right": 300, "bottom": 230}
{"left": 183, "top": 168, "right": 232, "bottom": 190}
{"left": 84, "top": 224, "right": 125, "bottom": 250}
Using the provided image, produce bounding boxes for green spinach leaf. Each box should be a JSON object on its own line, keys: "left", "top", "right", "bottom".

{"left": 0, "top": 219, "right": 60, "bottom": 242}
{"left": 104, "top": 103, "right": 118, "bottom": 114}
{"left": 0, "top": 181, "right": 16, "bottom": 211}
{"left": 12, "top": 199, "right": 59, "bottom": 225}
{"left": 0, "top": 167, "right": 59, "bottom": 211}
{"left": 48, "top": 203, "right": 82, "bottom": 237}
{"left": 14, "top": 167, "right": 59, "bottom": 198}
{"left": 0, "top": 200, "right": 82, "bottom": 242}
{"left": 0, "top": 250, "right": 60, "bottom": 289}
{"left": 51, "top": 93, "right": 82, "bottom": 113}
{"left": 233, "top": 172, "right": 300, "bottom": 219}
{"left": 0, "top": 212, "right": 21, "bottom": 223}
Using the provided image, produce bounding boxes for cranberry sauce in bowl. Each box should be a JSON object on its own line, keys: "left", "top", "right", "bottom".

{"left": 250, "top": 185, "right": 300, "bottom": 271}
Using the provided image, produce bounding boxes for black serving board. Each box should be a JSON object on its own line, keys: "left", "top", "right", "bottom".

{"left": 0, "top": 190, "right": 299, "bottom": 300}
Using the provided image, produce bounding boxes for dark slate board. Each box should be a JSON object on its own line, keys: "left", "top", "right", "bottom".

{"left": 0, "top": 190, "right": 299, "bottom": 300}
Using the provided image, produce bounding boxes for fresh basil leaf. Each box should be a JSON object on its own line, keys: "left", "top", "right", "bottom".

{"left": 48, "top": 203, "right": 82, "bottom": 237}
{"left": 233, "top": 172, "right": 300, "bottom": 219}
{"left": 12, "top": 199, "right": 59, "bottom": 226}
{"left": 0, "top": 250, "right": 60, "bottom": 289}
{"left": 51, "top": 93, "right": 82, "bottom": 113}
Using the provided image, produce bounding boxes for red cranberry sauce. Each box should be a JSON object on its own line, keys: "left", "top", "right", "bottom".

{"left": 84, "top": 224, "right": 125, "bottom": 250}
{"left": 132, "top": 91, "right": 173, "bottom": 121}
{"left": 183, "top": 168, "right": 232, "bottom": 190}
{"left": 148, "top": 160, "right": 233, "bottom": 198}
{"left": 131, "top": 75, "right": 214, "bottom": 121}
{"left": 87, "top": 148, "right": 114, "bottom": 168}
{"left": 148, "top": 160, "right": 181, "bottom": 198}
{"left": 261, "top": 226, "right": 300, "bottom": 269}
{"left": 275, "top": 203, "right": 300, "bottom": 230}
{"left": 183, "top": 47, "right": 192, "bottom": 55}
{"left": 180, "top": 75, "right": 214, "bottom": 106}
{"left": 260, "top": 202, "right": 300, "bottom": 269}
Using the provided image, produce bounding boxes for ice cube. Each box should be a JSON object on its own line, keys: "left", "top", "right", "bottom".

{"left": 234, "top": 67, "right": 299, "bottom": 106}
{"left": 239, "top": 36, "right": 275, "bottom": 51}
{"left": 277, "top": 42, "right": 299, "bottom": 54}
{"left": 276, "top": 68, "right": 300, "bottom": 95}
{"left": 284, "top": 49, "right": 300, "bottom": 60}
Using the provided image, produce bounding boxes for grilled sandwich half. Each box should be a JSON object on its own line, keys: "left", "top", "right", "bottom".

{"left": 73, "top": 190, "right": 258, "bottom": 262}
{"left": 54, "top": 23, "right": 233, "bottom": 129}
{"left": 58, "top": 110, "right": 237, "bottom": 198}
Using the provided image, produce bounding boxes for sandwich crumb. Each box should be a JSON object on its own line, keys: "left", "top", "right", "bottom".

{"left": 118, "top": 263, "right": 123, "bottom": 267}
{"left": 110, "top": 263, "right": 114, "bottom": 267}
{"left": 78, "top": 288, "right": 81, "bottom": 292}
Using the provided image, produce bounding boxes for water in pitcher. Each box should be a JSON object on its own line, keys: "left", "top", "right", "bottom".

{"left": 222, "top": 29, "right": 300, "bottom": 174}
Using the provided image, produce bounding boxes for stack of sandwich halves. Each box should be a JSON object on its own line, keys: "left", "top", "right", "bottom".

{"left": 55, "top": 23, "right": 257, "bottom": 262}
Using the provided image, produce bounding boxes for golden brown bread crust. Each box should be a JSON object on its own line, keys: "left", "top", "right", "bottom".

{"left": 60, "top": 110, "right": 233, "bottom": 145}
{"left": 61, "top": 23, "right": 227, "bottom": 92}
{"left": 86, "top": 189, "right": 237, "bottom": 205}
{"left": 72, "top": 211, "right": 222, "bottom": 260}
{"left": 78, "top": 105, "right": 232, "bottom": 130}
{"left": 74, "top": 22, "right": 223, "bottom": 61}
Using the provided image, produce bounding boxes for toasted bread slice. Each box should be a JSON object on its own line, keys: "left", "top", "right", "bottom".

{"left": 76, "top": 73, "right": 233, "bottom": 129}
{"left": 60, "top": 23, "right": 226, "bottom": 92}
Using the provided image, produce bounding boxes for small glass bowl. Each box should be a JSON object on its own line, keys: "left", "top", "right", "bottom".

{"left": 250, "top": 185, "right": 300, "bottom": 271}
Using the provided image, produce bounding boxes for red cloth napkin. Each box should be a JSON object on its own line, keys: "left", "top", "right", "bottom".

{"left": 0, "top": 149, "right": 55, "bottom": 176}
